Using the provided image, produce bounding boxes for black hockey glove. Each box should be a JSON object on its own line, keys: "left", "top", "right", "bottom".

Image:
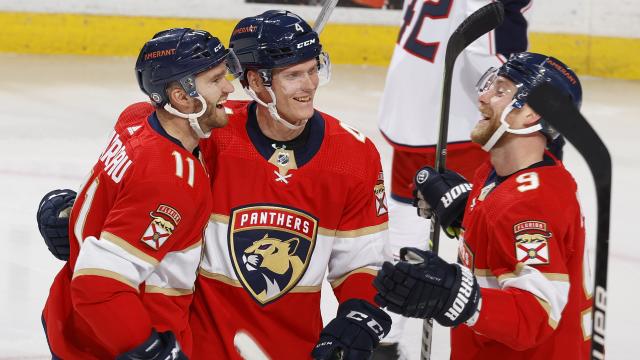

{"left": 116, "top": 329, "right": 187, "bottom": 360}
{"left": 36, "top": 189, "right": 76, "bottom": 261}
{"left": 413, "top": 166, "right": 471, "bottom": 238}
{"left": 373, "top": 247, "right": 481, "bottom": 327}
{"left": 312, "top": 299, "right": 392, "bottom": 360}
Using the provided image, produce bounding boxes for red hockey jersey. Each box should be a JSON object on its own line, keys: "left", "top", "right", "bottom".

{"left": 190, "top": 100, "right": 390, "bottom": 359}
{"left": 42, "top": 105, "right": 211, "bottom": 358}
{"left": 452, "top": 155, "right": 592, "bottom": 359}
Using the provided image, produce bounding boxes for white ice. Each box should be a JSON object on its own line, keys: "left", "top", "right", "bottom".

{"left": 0, "top": 54, "right": 638, "bottom": 359}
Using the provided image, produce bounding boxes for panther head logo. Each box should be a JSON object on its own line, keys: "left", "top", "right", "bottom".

{"left": 229, "top": 205, "right": 318, "bottom": 305}
{"left": 241, "top": 234, "right": 305, "bottom": 302}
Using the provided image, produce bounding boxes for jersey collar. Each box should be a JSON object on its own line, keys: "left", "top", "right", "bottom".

{"left": 148, "top": 112, "right": 200, "bottom": 157}
{"left": 245, "top": 101, "right": 325, "bottom": 168}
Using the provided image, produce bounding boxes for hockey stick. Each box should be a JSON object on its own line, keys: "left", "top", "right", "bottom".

{"left": 313, "top": 0, "right": 339, "bottom": 34}
{"left": 234, "top": 330, "right": 271, "bottom": 360}
{"left": 528, "top": 83, "right": 611, "bottom": 360}
{"left": 422, "top": 3, "right": 505, "bottom": 359}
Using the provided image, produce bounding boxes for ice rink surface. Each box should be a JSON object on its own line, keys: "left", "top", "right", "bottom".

{"left": 1, "top": 54, "right": 638, "bottom": 359}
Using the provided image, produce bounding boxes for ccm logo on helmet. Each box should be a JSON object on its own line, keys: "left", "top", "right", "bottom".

{"left": 296, "top": 39, "right": 316, "bottom": 49}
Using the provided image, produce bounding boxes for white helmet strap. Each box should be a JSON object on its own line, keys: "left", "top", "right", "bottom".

{"left": 242, "top": 85, "right": 307, "bottom": 131}
{"left": 482, "top": 99, "right": 544, "bottom": 151}
{"left": 163, "top": 94, "right": 211, "bottom": 139}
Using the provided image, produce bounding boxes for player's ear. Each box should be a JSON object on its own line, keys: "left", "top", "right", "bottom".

{"left": 246, "top": 70, "right": 266, "bottom": 92}
{"left": 522, "top": 104, "right": 542, "bottom": 127}
{"left": 166, "top": 82, "right": 192, "bottom": 111}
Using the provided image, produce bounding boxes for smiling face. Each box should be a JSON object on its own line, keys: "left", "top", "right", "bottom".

{"left": 268, "top": 58, "right": 320, "bottom": 125}
{"left": 472, "top": 75, "right": 518, "bottom": 146}
{"left": 193, "top": 61, "right": 235, "bottom": 131}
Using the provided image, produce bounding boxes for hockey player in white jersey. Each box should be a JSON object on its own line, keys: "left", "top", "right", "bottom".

{"left": 374, "top": 0, "right": 534, "bottom": 358}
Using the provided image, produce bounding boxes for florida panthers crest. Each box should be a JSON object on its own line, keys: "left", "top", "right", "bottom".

{"left": 229, "top": 204, "right": 318, "bottom": 305}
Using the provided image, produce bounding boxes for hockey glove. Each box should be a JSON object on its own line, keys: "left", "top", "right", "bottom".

{"left": 36, "top": 189, "right": 76, "bottom": 261}
{"left": 413, "top": 166, "right": 471, "bottom": 238}
{"left": 116, "top": 329, "right": 187, "bottom": 360}
{"left": 312, "top": 299, "right": 392, "bottom": 360}
{"left": 373, "top": 247, "right": 481, "bottom": 327}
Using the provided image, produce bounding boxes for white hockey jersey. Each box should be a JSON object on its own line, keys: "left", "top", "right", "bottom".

{"left": 379, "top": 0, "right": 532, "bottom": 148}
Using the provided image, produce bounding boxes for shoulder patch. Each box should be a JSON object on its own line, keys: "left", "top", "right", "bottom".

{"left": 514, "top": 220, "right": 551, "bottom": 265}
{"left": 374, "top": 171, "right": 388, "bottom": 216}
{"left": 141, "top": 204, "right": 182, "bottom": 250}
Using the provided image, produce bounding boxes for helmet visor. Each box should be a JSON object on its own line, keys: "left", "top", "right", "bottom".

{"left": 225, "top": 49, "right": 244, "bottom": 81}
{"left": 317, "top": 52, "right": 331, "bottom": 87}
{"left": 476, "top": 67, "right": 498, "bottom": 96}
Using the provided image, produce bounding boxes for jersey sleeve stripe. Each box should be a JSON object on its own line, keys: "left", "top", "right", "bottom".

{"left": 102, "top": 231, "right": 159, "bottom": 266}
{"left": 332, "top": 222, "right": 389, "bottom": 238}
{"left": 476, "top": 266, "right": 570, "bottom": 283}
{"left": 581, "top": 307, "right": 593, "bottom": 341}
{"left": 330, "top": 267, "right": 378, "bottom": 289}
{"left": 144, "top": 285, "right": 193, "bottom": 296}
{"left": 498, "top": 264, "right": 570, "bottom": 326}
{"left": 534, "top": 295, "right": 559, "bottom": 329}
{"left": 72, "top": 268, "right": 138, "bottom": 290}
{"left": 144, "top": 242, "right": 202, "bottom": 292}
{"left": 182, "top": 239, "right": 203, "bottom": 252}
{"left": 210, "top": 213, "right": 229, "bottom": 223}
{"left": 327, "top": 230, "right": 390, "bottom": 284}
{"left": 74, "top": 235, "right": 156, "bottom": 287}
{"left": 498, "top": 271, "right": 569, "bottom": 283}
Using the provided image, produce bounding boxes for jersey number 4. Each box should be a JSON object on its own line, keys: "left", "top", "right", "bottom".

{"left": 398, "top": 0, "right": 454, "bottom": 62}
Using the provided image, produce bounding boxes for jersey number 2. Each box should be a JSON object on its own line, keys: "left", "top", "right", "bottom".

{"left": 398, "top": 0, "right": 454, "bottom": 62}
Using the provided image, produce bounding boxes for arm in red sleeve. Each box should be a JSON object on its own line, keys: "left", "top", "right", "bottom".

{"left": 71, "top": 275, "right": 151, "bottom": 355}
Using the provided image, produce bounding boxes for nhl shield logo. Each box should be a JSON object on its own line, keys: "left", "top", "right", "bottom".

{"left": 229, "top": 204, "right": 318, "bottom": 306}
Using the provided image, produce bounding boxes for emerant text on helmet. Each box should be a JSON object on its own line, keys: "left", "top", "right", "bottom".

{"left": 145, "top": 48, "right": 176, "bottom": 61}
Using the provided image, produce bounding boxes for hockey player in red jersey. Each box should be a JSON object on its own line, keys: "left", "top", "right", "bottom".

{"left": 37, "top": 12, "right": 392, "bottom": 359}
{"left": 40, "top": 28, "right": 240, "bottom": 359}
{"left": 187, "top": 10, "right": 392, "bottom": 360}
{"left": 374, "top": 52, "right": 592, "bottom": 359}
{"left": 376, "top": 2, "right": 534, "bottom": 356}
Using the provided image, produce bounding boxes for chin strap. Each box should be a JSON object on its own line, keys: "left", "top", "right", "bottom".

{"left": 481, "top": 99, "right": 543, "bottom": 151}
{"left": 243, "top": 86, "right": 308, "bottom": 131}
{"left": 163, "top": 94, "right": 211, "bottom": 139}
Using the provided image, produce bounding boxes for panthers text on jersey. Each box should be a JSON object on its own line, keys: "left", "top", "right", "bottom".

{"left": 452, "top": 153, "right": 591, "bottom": 359}
{"left": 42, "top": 104, "right": 212, "bottom": 358}
{"left": 190, "top": 100, "right": 390, "bottom": 359}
